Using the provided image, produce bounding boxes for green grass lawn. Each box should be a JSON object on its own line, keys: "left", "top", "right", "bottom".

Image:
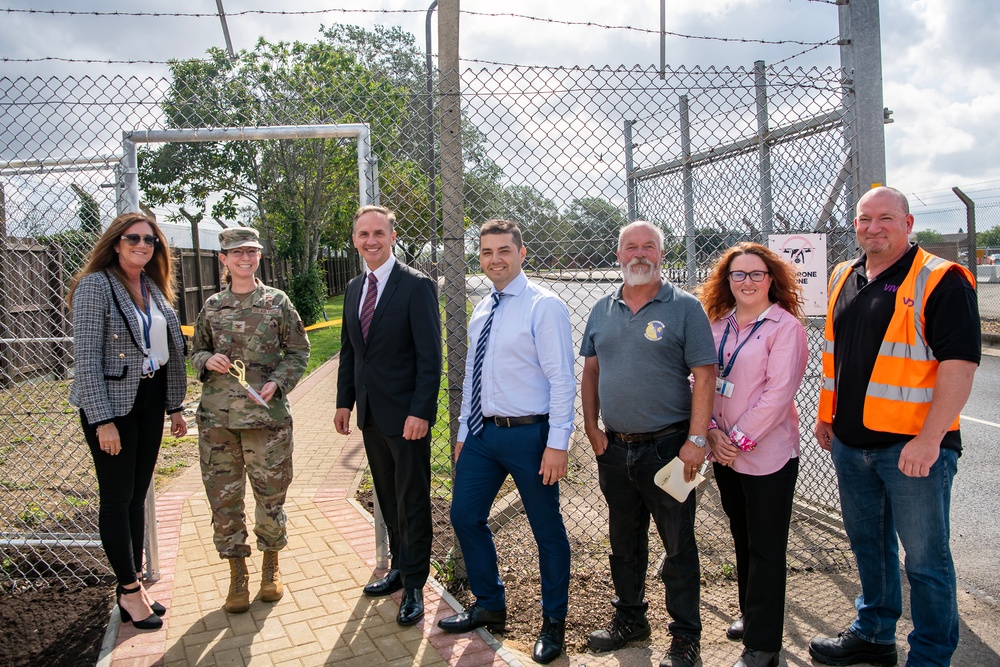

{"left": 303, "top": 295, "right": 345, "bottom": 376}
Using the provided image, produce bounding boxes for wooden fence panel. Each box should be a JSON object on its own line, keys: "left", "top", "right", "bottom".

{"left": 0, "top": 238, "right": 71, "bottom": 386}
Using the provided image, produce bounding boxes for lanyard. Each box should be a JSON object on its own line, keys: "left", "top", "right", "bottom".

{"left": 717, "top": 318, "right": 765, "bottom": 379}
{"left": 134, "top": 275, "right": 152, "bottom": 352}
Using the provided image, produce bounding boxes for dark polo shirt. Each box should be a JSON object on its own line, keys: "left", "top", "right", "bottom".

{"left": 831, "top": 244, "right": 980, "bottom": 452}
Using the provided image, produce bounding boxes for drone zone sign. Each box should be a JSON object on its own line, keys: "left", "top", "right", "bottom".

{"left": 768, "top": 233, "right": 828, "bottom": 317}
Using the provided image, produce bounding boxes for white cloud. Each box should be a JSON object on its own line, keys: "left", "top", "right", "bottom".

{"left": 1, "top": 0, "right": 995, "bottom": 209}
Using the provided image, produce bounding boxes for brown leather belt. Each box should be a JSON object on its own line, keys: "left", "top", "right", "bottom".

{"left": 607, "top": 420, "right": 689, "bottom": 443}
{"left": 484, "top": 414, "right": 548, "bottom": 428}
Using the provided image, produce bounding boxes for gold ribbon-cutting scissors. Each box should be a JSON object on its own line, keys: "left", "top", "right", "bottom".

{"left": 228, "top": 359, "right": 270, "bottom": 407}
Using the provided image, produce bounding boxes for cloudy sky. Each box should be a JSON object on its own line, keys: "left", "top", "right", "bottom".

{"left": 2, "top": 0, "right": 998, "bottom": 231}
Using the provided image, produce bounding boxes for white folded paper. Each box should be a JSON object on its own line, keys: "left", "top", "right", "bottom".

{"left": 654, "top": 456, "right": 705, "bottom": 502}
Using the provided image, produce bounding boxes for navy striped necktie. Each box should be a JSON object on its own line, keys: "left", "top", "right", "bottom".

{"left": 469, "top": 292, "right": 503, "bottom": 436}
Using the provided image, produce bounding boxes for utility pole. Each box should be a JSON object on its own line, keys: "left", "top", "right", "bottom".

{"left": 840, "top": 0, "right": 888, "bottom": 210}
{"left": 437, "top": 0, "right": 467, "bottom": 461}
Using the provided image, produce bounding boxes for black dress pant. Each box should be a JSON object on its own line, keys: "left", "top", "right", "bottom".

{"left": 361, "top": 408, "right": 432, "bottom": 589}
{"left": 82, "top": 370, "right": 166, "bottom": 585}
{"left": 714, "top": 456, "right": 799, "bottom": 652}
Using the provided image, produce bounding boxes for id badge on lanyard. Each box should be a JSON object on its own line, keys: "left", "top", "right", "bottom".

{"left": 136, "top": 276, "right": 159, "bottom": 378}
{"left": 716, "top": 317, "right": 765, "bottom": 398}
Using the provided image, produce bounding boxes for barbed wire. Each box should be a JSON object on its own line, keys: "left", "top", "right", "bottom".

{"left": 4, "top": 6, "right": 840, "bottom": 48}
{"left": 0, "top": 7, "right": 425, "bottom": 18}
{"left": 768, "top": 39, "right": 839, "bottom": 67}
{"left": 907, "top": 179, "right": 1000, "bottom": 205}
{"left": 460, "top": 10, "right": 836, "bottom": 46}
{"left": 2, "top": 56, "right": 173, "bottom": 65}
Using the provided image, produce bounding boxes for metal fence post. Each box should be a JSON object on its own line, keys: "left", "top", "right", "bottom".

{"left": 624, "top": 120, "right": 638, "bottom": 222}
{"left": 679, "top": 94, "right": 696, "bottom": 287}
{"left": 755, "top": 60, "right": 773, "bottom": 237}
{"left": 953, "top": 187, "right": 977, "bottom": 283}
{"left": 143, "top": 486, "right": 160, "bottom": 582}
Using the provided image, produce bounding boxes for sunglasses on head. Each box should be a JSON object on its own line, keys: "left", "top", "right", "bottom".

{"left": 120, "top": 234, "right": 159, "bottom": 246}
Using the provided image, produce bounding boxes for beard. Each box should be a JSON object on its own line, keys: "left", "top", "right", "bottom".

{"left": 623, "top": 258, "right": 657, "bottom": 286}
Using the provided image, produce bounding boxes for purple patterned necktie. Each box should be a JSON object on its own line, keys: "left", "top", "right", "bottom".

{"left": 360, "top": 272, "right": 378, "bottom": 342}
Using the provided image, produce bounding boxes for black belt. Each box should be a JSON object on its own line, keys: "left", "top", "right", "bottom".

{"left": 484, "top": 414, "right": 548, "bottom": 428}
{"left": 607, "top": 420, "right": 689, "bottom": 443}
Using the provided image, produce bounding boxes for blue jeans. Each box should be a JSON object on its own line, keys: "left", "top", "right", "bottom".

{"left": 451, "top": 421, "right": 570, "bottom": 620}
{"left": 596, "top": 430, "right": 701, "bottom": 639}
{"left": 831, "top": 437, "right": 959, "bottom": 666}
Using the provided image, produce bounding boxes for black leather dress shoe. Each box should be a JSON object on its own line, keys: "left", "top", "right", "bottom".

{"left": 396, "top": 588, "right": 424, "bottom": 626}
{"left": 733, "top": 648, "right": 778, "bottom": 667}
{"left": 363, "top": 569, "right": 402, "bottom": 597}
{"left": 808, "top": 630, "right": 897, "bottom": 666}
{"left": 726, "top": 615, "right": 745, "bottom": 641}
{"left": 437, "top": 604, "right": 507, "bottom": 634}
{"left": 532, "top": 617, "right": 565, "bottom": 664}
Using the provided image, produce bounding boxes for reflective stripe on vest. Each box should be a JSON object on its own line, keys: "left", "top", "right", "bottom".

{"left": 817, "top": 248, "right": 974, "bottom": 435}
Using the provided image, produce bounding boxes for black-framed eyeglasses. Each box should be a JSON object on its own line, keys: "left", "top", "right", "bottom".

{"left": 729, "top": 270, "right": 769, "bottom": 283}
{"left": 120, "top": 234, "right": 159, "bottom": 246}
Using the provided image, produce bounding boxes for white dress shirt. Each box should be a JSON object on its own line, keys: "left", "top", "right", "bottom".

{"left": 458, "top": 271, "right": 576, "bottom": 450}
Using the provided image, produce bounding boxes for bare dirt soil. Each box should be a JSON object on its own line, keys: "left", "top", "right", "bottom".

{"left": 0, "top": 583, "right": 114, "bottom": 667}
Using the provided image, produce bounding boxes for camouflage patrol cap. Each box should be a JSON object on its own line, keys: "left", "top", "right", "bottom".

{"left": 219, "top": 227, "right": 264, "bottom": 251}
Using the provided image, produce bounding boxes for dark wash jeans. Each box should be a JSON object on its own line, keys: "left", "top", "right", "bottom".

{"left": 831, "top": 437, "right": 959, "bottom": 666}
{"left": 596, "top": 429, "right": 701, "bottom": 639}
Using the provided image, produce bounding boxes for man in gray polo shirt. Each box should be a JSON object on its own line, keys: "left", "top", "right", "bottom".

{"left": 580, "top": 221, "right": 716, "bottom": 667}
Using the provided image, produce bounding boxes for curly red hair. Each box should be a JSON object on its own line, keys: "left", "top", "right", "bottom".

{"left": 696, "top": 242, "right": 803, "bottom": 322}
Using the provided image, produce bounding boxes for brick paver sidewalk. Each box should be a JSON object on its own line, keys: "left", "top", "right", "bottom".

{"left": 102, "top": 356, "right": 1000, "bottom": 667}
{"left": 105, "top": 358, "right": 518, "bottom": 667}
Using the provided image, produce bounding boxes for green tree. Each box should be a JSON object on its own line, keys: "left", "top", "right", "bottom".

{"left": 500, "top": 185, "right": 568, "bottom": 268}
{"left": 138, "top": 29, "right": 425, "bottom": 323}
{"left": 71, "top": 184, "right": 101, "bottom": 237}
{"left": 914, "top": 229, "right": 944, "bottom": 244}
{"left": 978, "top": 225, "right": 1000, "bottom": 248}
{"left": 564, "top": 197, "right": 627, "bottom": 267}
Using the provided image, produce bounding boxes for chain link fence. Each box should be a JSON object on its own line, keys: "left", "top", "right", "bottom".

{"left": 1, "top": 57, "right": 857, "bottom": 589}
{"left": 908, "top": 197, "right": 1000, "bottom": 325}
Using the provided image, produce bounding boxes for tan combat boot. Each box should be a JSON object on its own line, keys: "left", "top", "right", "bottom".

{"left": 260, "top": 551, "right": 284, "bottom": 602}
{"left": 224, "top": 557, "right": 250, "bottom": 613}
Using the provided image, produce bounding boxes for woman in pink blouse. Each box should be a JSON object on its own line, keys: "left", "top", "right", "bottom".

{"left": 696, "top": 242, "right": 808, "bottom": 667}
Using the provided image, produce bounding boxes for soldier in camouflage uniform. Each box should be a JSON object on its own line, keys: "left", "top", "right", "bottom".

{"left": 190, "top": 227, "right": 310, "bottom": 613}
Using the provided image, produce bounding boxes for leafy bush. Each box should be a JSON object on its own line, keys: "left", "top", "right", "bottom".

{"left": 288, "top": 261, "right": 326, "bottom": 326}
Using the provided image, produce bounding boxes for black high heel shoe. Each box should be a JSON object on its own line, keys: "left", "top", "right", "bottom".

{"left": 150, "top": 600, "right": 166, "bottom": 616}
{"left": 117, "top": 583, "right": 163, "bottom": 630}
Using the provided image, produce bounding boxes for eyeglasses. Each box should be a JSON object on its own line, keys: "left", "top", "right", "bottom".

{"left": 729, "top": 270, "right": 769, "bottom": 283}
{"left": 226, "top": 248, "right": 260, "bottom": 259}
{"left": 120, "top": 234, "right": 158, "bottom": 246}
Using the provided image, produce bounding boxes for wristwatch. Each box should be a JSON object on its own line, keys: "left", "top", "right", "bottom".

{"left": 686, "top": 434, "right": 707, "bottom": 448}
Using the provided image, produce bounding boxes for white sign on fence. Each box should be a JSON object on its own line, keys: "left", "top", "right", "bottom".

{"left": 768, "top": 233, "right": 828, "bottom": 317}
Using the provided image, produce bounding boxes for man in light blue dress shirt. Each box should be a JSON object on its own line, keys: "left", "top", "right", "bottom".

{"left": 438, "top": 219, "right": 575, "bottom": 665}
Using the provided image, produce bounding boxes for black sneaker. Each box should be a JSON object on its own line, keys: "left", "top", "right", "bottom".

{"left": 808, "top": 629, "right": 897, "bottom": 666}
{"left": 587, "top": 613, "right": 651, "bottom": 651}
{"left": 660, "top": 633, "right": 701, "bottom": 667}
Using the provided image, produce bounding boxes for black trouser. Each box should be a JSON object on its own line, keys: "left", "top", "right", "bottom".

{"left": 596, "top": 430, "right": 702, "bottom": 639}
{"left": 82, "top": 370, "right": 166, "bottom": 586}
{"left": 361, "top": 408, "right": 432, "bottom": 589}
{"left": 713, "top": 456, "right": 799, "bottom": 652}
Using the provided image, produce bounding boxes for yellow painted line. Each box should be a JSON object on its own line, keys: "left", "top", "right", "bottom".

{"left": 180, "top": 319, "right": 341, "bottom": 337}
{"left": 305, "top": 319, "right": 341, "bottom": 331}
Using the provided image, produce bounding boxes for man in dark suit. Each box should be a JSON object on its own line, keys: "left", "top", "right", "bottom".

{"left": 335, "top": 205, "right": 442, "bottom": 626}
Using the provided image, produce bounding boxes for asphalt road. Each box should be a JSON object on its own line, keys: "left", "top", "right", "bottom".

{"left": 953, "top": 350, "right": 1000, "bottom": 601}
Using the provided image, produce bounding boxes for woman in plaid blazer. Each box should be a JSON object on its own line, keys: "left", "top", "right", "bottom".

{"left": 68, "top": 212, "right": 188, "bottom": 630}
